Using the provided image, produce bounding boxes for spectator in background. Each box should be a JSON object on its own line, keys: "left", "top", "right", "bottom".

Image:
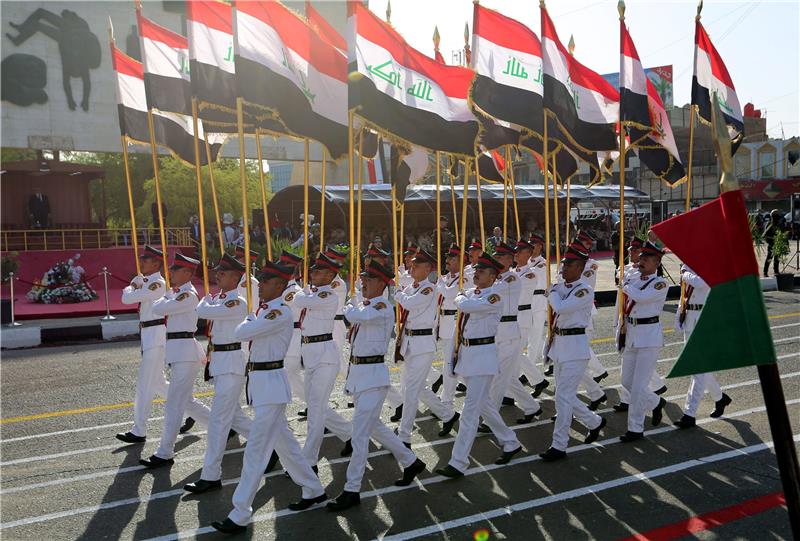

{"left": 488, "top": 226, "right": 504, "bottom": 251}
{"left": 188, "top": 215, "right": 200, "bottom": 243}
{"left": 28, "top": 187, "right": 51, "bottom": 228}
{"left": 223, "top": 213, "right": 238, "bottom": 247}
{"left": 151, "top": 200, "right": 167, "bottom": 227}
{"left": 763, "top": 209, "right": 785, "bottom": 277}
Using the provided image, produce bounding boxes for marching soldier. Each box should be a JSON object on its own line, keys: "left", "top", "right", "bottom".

{"left": 397, "top": 243, "right": 418, "bottom": 290}
{"left": 184, "top": 254, "right": 252, "bottom": 493}
{"left": 539, "top": 242, "right": 607, "bottom": 461}
{"left": 515, "top": 235, "right": 550, "bottom": 398}
{"left": 463, "top": 239, "right": 482, "bottom": 285}
{"left": 431, "top": 243, "right": 464, "bottom": 407}
{"left": 484, "top": 242, "right": 542, "bottom": 425}
{"left": 618, "top": 241, "right": 669, "bottom": 442}
{"left": 326, "top": 260, "right": 426, "bottom": 511}
{"left": 139, "top": 253, "right": 209, "bottom": 468}
{"left": 323, "top": 246, "right": 349, "bottom": 357}
{"left": 278, "top": 251, "right": 306, "bottom": 408}
{"left": 436, "top": 252, "right": 522, "bottom": 478}
{"left": 394, "top": 249, "right": 460, "bottom": 445}
{"left": 210, "top": 261, "right": 327, "bottom": 535}
{"left": 294, "top": 253, "right": 353, "bottom": 468}
{"left": 235, "top": 245, "right": 260, "bottom": 309}
{"left": 673, "top": 264, "right": 731, "bottom": 428}
{"left": 574, "top": 230, "right": 609, "bottom": 387}
{"left": 117, "top": 246, "right": 205, "bottom": 443}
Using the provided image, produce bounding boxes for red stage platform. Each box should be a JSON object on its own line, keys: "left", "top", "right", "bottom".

{"left": 1, "top": 246, "right": 198, "bottom": 320}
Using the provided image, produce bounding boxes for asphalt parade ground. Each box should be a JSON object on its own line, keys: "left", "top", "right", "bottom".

{"left": 1, "top": 290, "right": 798, "bottom": 540}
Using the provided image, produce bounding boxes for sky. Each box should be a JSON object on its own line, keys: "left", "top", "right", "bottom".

{"left": 366, "top": 0, "right": 799, "bottom": 139}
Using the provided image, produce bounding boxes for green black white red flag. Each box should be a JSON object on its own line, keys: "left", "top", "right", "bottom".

{"left": 651, "top": 189, "right": 776, "bottom": 377}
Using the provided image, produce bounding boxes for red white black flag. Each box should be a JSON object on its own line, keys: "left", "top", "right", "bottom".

{"left": 137, "top": 9, "right": 191, "bottom": 116}
{"left": 350, "top": 2, "right": 479, "bottom": 156}
{"left": 234, "top": 0, "right": 348, "bottom": 159}
{"left": 111, "top": 42, "right": 222, "bottom": 166}
{"left": 541, "top": 5, "right": 619, "bottom": 153}
{"left": 306, "top": 0, "right": 346, "bottom": 53}
{"left": 692, "top": 20, "right": 743, "bottom": 151}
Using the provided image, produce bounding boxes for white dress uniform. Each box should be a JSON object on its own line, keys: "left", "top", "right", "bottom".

{"left": 436, "top": 271, "right": 462, "bottom": 407}
{"left": 196, "top": 290, "right": 252, "bottom": 482}
{"left": 227, "top": 299, "right": 325, "bottom": 527}
{"left": 580, "top": 260, "right": 607, "bottom": 380}
{"left": 397, "top": 264, "right": 414, "bottom": 290}
{"left": 395, "top": 279, "right": 456, "bottom": 443}
{"left": 294, "top": 284, "right": 352, "bottom": 464}
{"left": 121, "top": 271, "right": 169, "bottom": 438}
{"left": 151, "top": 282, "right": 211, "bottom": 460}
{"left": 282, "top": 280, "right": 305, "bottom": 400}
{"left": 343, "top": 294, "right": 418, "bottom": 492}
{"left": 491, "top": 270, "right": 541, "bottom": 416}
{"left": 621, "top": 272, "right": 669, "bottom": 433}
{"left": 237, "top": 274, "right": 259, "bottom": 312}
{"left": 330, "top": 274, "right": 348, "bottom": 371}
{"left": 677, "top": 266, "right": 722, "bottom": 417}
{"left": 517, "top": 258, "right": 547, "bottom": 386}
{"left": 546, "top": 280, "right": 604, "bottom": 451}
{"left": 448, "top": 286, "right": 521, "bottom": 473}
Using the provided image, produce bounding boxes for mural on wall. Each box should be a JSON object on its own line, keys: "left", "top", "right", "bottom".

{"left": 4, "top": 8, "right": 101, "bottom": 111}
{"left": 1, "top": 54, "right": 48, "bottom": 106}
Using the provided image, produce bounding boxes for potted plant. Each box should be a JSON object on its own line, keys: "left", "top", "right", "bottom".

{"left": 1, "top": 251, "right": 19, "bottom": 324}
{"left": 773, "top": 229, "right": 794, "bottom": 291}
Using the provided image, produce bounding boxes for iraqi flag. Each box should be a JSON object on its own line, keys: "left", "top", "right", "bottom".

{"left": 234, "top": 1, "right": 348, "bottom": 159}
{"left": 541, "top": 5, "right": 619, "bottom": 153}
{"left": 350, "top": 2, "right": 479, "bottom": 156}
{"left": 692, "top": 20, "right": 744, "bottom": 151}
{"left": 620, "top": 20, "right": 685, "bottom": 186}
{"left": 111, "top": 43, "right": 223, "bottom": 166}
{"left": 306, "top": 1, "right": 346, "bottom": 53}
{"left": 471, "top": 4, "right": 544, "bottom": 140}
{"left": 391, "top": 145, "right": 429, "bottom": 201}
{"left": 137, "top": 9, "right": 191, "bottom": 116}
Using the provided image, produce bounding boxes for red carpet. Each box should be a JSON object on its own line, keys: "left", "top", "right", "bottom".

{"left": 1, "top": 246, "right": 198, "bottom": 320}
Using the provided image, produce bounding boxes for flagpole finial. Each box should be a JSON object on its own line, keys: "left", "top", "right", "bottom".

{"left": 711, "top": 91, "right": 738, "bottom": 193}
{"left": 618, "top": 0, "right": 626, "bottom": 20}
{"left": 464, "top": 22, "right": 470, "bottom": 44}
{"left": 134, "top": 0, "right": 142, "bottom": 13}
{"left": 108, "top": 16, "right": 115, "bottom": 44}
{"left": 433, "top": 25, "right": 440, "bottom": 50}
{"left": 540, "top": 0, "right": 546, "bottom": 8}
{"left": 385, "top": 0, "right": 391, "bottom": 23}
{"left": 568, "top": 35, "right": 575, "bottom": 56}
{"left": 696, "top": 0, "right": 703, "bottom": 20}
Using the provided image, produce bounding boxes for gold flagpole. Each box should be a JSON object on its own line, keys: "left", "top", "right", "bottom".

{"left": 145, "top": 110, "right": 170, "bottom": 288}
{"left": 436, "top": 151, "right": 442, "bottom": 272}
{"left": 448, "top": 158, "right": 460, "bottom": 246}
{"left": 552, "top": 154, "right": 561, "bottom": 264}
{"left": 348, "top": 111, "right": 355, "bottom": 293}
{"left": 391, "top": 184, "right": 399, "bottom": 275}
{"left": 542, "top": 113, "right": 552, "bottom": 337}
{"left": 458, "top": 159, "right": 469, "bottom": 288}
{"left": 204, "top": 138, "right": 224, "bottom": 256}
{"left": 356, "top": 135, "right": 364, "bottom": 277}
{"left": 474, "top": 158, "right": 486, "bottom": 247}
{"left": 508, "top": 146, "right": 521, "bottom": 237}
{"left": 191, "top": 98, "right": 210, "bottom": 295}
{"left": 255, "top": 129, "right": 273, "bottom": 261}
{"left": 235, "top": 97, "right": 252, "bottom": 312}
{"left": 618, "top": 2, "right": 628, "bottom": 332}
{"left": 399, "top": 202, "right": 405, "bottom": 258}
{"left": 685, "top": 106, "right": 696, "bottom": 213}
{"left": 502, "top": 152, "right": 508, "bottom": 239}
{"left": 121, "top": 137, "right": 141, "bottom": 274}
{"left": 565, "top": 175, "right": 572, "bottom": 243}
{"left": 303, "top": 138, "right": 310, "bottom": 285}
{"left": 319, "top": 148, "right": 327, "bottom": 250}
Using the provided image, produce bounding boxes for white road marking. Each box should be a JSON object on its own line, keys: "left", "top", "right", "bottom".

{"left": 378, "top": 435, "right": 800, "bottom": 541}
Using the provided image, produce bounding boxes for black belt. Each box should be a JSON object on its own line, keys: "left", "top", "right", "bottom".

{"left": 140, "top": 318, "right": 165, "bottom": 329}
{"left": 167, "top": 332, "right": 194, "bottom": 340}
{"left": 625, "top": 316, "right": 660, "bottom": 325}
{"left": 553, "top": 327, "right": 586, "bottom": 336}
{"left": 350, "top": 355, "right": 385, "bottom": 365}
{"left": 533, "top": 289, "right": 546, "bottom": 295}
{"left": 441, "top": 309, "right": 457, "bottom": 316}
{"left": 248, "top": 360, "right": 284, "bottom": 371}
{"left": 405, "top": 328, "right": 433, "bottom": 336}
{"left": 301, "top": 333, "right": 333, "bottom": 344}
{"left": 210, "top": 342, "right": 242, "bottom": 352}
{"left": 460, "top": 336, "right": 495, "bottom": 347}
{"left": 500, "top": 315, "right": 517, "bottom": 322}
{"left": 518, "top": 304, "right": 532, "bottom": 311}
{"left": 294, "top": 321, "right": 301, "bottom": 328}
{"left": 334, "top": 315, "right": 344, "bottom": 321}
{"left": 686, "top": 304, "right": 704, "bottom": 311}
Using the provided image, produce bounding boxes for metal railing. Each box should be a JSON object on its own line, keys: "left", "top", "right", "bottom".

{"left": 1, "top": 227, "right": 192, "bottom": 252}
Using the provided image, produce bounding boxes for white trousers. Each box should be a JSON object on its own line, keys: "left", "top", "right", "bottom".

{"left": 155, "top": 361, "right": 211, "bottom": 459}
{"left": 285, "top": 354, "right": 305, "bottom": 401}
{"left": 449, "top": 374, "right": 520, "bottom": 472}
{"left": 490, "top": 339, "right": 540, "bottom": 415}
{"left": 200, "top": 374, "right": 253, "bottom": 481}
{"left": 618, "top": 369, "right": 665, "bottom": 404}
{"left": 552, "top": 359, "right": 602, "bottom": 451}
{"left": 386, "top": 382, "right": 404, "bottom": 408}
{"left": 580, "top": 353, "right": 606, "bottom": 402}
{"left": 345, "top": 386, "right": 417, "bottom": 493}
{"left": 302, "top": 363, "right": 344, "bottom": 464}
{"left": 228, "top": 404, "right": 324, "bottom": 526}
{"left": 437, "top": 337, "right": 461, "bottom": 408}
{"left": 684, "top": 373, "right": 723, "bottom": 417}
{"left": 398, "top": 352, "right": 455, "bottom": 443}
{"left": 622, "top": 346, "right": 662, "bottom": 433}
{"left": 520, "top": 312, "right": 546, "bottom": 385}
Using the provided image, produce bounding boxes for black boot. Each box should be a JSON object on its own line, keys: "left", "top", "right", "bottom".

{"left": 210, "top": 518, "right": 247, "bottom": 534}
{"left": 139, "top": 455, "right": 174, "bottom": 469}
{"left": 340, "top": 439, "right": 353, "bottom": 457}
{"left": 710, "top": 393, "right": 732, "bottom": 418}
{"left": 539, "top": 447, "right": 567, "bottom": 462}
{"left": 265, "top": 450, "right": 280, "bottom": 473}
{"left": 390, "top": 404, "right": 404, "bottom": 422}
{"left": 179, "top": 417, "right": 195, "bottom": 434}
{"left": 673, "top": 414, "right": 696, "bottom": 429}
{"left": 532, "top": 379, "right": 550, "bottom": 398}
{"left": 584, "top": 417, "right": 607, "bottom": 444}
{"left": 652, "top": 397, "right": 667, "bottom": 426}
{"left": 326, "top": 491, "right": 361, "bottom": 511}
{"left": 431, "top": 374, "right": 444, "bottom": 394}
{"left": 517, "top": 408, "right": 543, "bottom": 424}
{"left": 619, "top": 430, "right": 644, "bottom": 443}
{"left": 588, "top": 394, "right": 607, "bottom": 411}
{"left": 116, "top": 432, "right": 146, "bottom": 444}
{"left": 184, "top": 479, "right": 222, "bottom": 493}
{"left": 288, "top": 493, "right": 327, "bottom": 511}
{"left": 613, "top": 402, "right": 629, "bottom": 413}
{"left": 395, "top": 458, "right": 426, "bottom": 486}
{"left": 438, "top": 411, "right": 460, "bottom": 437}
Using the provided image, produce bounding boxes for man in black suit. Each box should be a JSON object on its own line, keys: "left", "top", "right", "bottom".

{"left": 28, "top": 188, "right": 50, "bottom": 227}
